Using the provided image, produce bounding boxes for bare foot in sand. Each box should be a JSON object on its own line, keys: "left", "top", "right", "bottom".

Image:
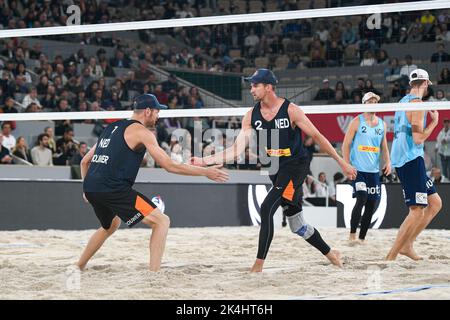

{"left": 400, "top": 246, "right": 423, "bottom": 261}
{"left": 75, "top": 262, "right": 86, "bottom": 271}
{"left": 250, "top": 259, "right": 264, "bottom": 273}
{"left": 326, "top": 249, "right": 343, "bottom": 268}
{"left": 349, "top": 233, "right": 357, "bottom": 241}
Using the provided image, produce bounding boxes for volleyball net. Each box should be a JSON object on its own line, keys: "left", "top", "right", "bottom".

{"left": 1, "top": 0, "right": 450, "bottom": 168}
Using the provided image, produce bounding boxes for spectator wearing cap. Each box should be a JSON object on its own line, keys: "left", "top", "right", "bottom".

{"left": 436, "top": 118, "right": 450, "bottom": 179}
{"left": 431, "top": 43, "right": 450, "bottom": 63}
{"left": 314, "top": 79, "right": 335, "bottom": 101}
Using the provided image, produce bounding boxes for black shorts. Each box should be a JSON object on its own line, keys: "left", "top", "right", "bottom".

{"left": 269, "top": 158, "right": 310, "bottom": 208}
{"left": 85, "top": 189, "right": 157, "bottom": 229}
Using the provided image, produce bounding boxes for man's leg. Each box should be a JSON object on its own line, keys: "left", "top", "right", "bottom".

{"left": 386, "top": 205, "right": 424, "bottom": 261}
{"left": 400, "top": 193, "right": 442, "bottom": 260}
{"left": 140, "top": 208, "right": 170, "bottom": 272}
{"left": 359, "top": 199, "right": 378, "bottom": 241}
{"left": 440, "top": 155, "right": 449, "bottom": 179}
{"left": 445, "top": 157, "right": 450, "bottom": 180}
{"left": 251, "top": 187, "right": 282, "bottom": 273}
{"left": 77, "top": 216, "right": 121, "bottom": 270}
{"left": 285, "top": 204, "right": 342, "bottom": 267}
{"left": 350, "top": 192, "right": 368, "bottom": 241}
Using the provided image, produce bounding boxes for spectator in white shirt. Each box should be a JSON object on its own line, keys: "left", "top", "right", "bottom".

{"left": 31, "top": 133, "right": 53, "bottom": 166}
{"left": 1, "top": 122, "right": 16, "bottom": 151}
{"left": 22, "top": 87, "right": 43, "bottom": 110}
{"left": 429, "top": 167, "right": 449, "bottom": 183}
{"left": 436, "top": 118, "right": 450, "bottom": 179}
{"left": 315, "top": 172, "right": 331, "bottom": 198}
{"left": 360, "top": 50, "right": 376, "bottom": 66}
{"left": 399, "top": 54, "right": 418, "bottom": 78}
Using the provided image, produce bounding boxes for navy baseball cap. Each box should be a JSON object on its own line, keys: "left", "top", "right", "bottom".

{"left": 133, "top": 94, "right": 168, "bottom": 110}
{"left": 244, "top": 68, "right": 278, "bottom": 85}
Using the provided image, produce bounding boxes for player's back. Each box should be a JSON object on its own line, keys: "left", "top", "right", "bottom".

{"left": 391, "top": 94, "right": 426, "bottom": 168}
{"left": 83, "top": 119, "right": 146, "bottom": 193}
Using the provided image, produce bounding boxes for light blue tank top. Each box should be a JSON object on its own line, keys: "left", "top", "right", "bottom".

{"left": 391, "top": 94, "right": 426, "bottom": 168}
{"left": 350, "top": 114, "right": 385, "bottom": 173}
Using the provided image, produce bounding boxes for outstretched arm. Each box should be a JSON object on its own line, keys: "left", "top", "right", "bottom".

{"left": 288, "top": 104, "right": 357, "bottom": 180}
{"left": 193, "top": 110, "right": 253, "bottom": 166}
{"left": 139, "top": 126, "right": 228, "bottom": 182}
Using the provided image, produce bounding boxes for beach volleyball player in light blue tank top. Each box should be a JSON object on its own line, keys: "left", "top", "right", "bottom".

{"left": 342, "top": 92, "right": 391, "bottom": 242}
{"left": 386, "top": 69, "right": 442, "bottom": 262}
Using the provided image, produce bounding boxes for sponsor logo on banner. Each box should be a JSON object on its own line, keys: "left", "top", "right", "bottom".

{"left": 247, "top": 185, "right": 283, "bottom": 226}
{"left": 151, "top": 195, "right": 165, "bottom": 213}
{"left": 337, "top": 116, "right": 353, "bottom": 134}
{"left": 337, "top": 184, "right": 387, "bottom": 229}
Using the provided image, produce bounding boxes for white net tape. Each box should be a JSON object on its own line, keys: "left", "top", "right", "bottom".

{"left": 1, "top": 101, "right": 449, "bottom": 121}
{"left": 0, "top": 1, "right": 448, "bottom": 39}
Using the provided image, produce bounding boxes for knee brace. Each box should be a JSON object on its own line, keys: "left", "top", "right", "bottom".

{"left": 285, "top": 208, "right": 314, "bottom": 240}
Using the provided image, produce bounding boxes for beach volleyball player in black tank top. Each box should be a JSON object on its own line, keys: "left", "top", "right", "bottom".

{"left": 77, "top": 94, "right": 228, "bottom": 272}
{"left": 191, "top": 69, "right": 356, "bottom": 272}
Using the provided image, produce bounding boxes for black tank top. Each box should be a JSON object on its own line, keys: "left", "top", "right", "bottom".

{"left": 83, "top": 119, "right": 146, "bottom": 192}
{"left": 251, "top": 98, "right": 306, "bottom": 166}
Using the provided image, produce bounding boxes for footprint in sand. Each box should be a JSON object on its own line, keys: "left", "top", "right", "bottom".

{"left": 429, "top": 255, "right": 449, "bottom": 260}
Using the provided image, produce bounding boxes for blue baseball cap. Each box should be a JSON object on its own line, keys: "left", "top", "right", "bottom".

{"left": 244, "top": 68, "right": 278, "bottom": 85}
{"left": 133, "top": 94, "right": 168, "bottom": 110}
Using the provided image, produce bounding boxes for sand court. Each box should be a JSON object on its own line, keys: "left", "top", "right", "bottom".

{"left": 1, "top": 227, "right": 449, "bottom": 300}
